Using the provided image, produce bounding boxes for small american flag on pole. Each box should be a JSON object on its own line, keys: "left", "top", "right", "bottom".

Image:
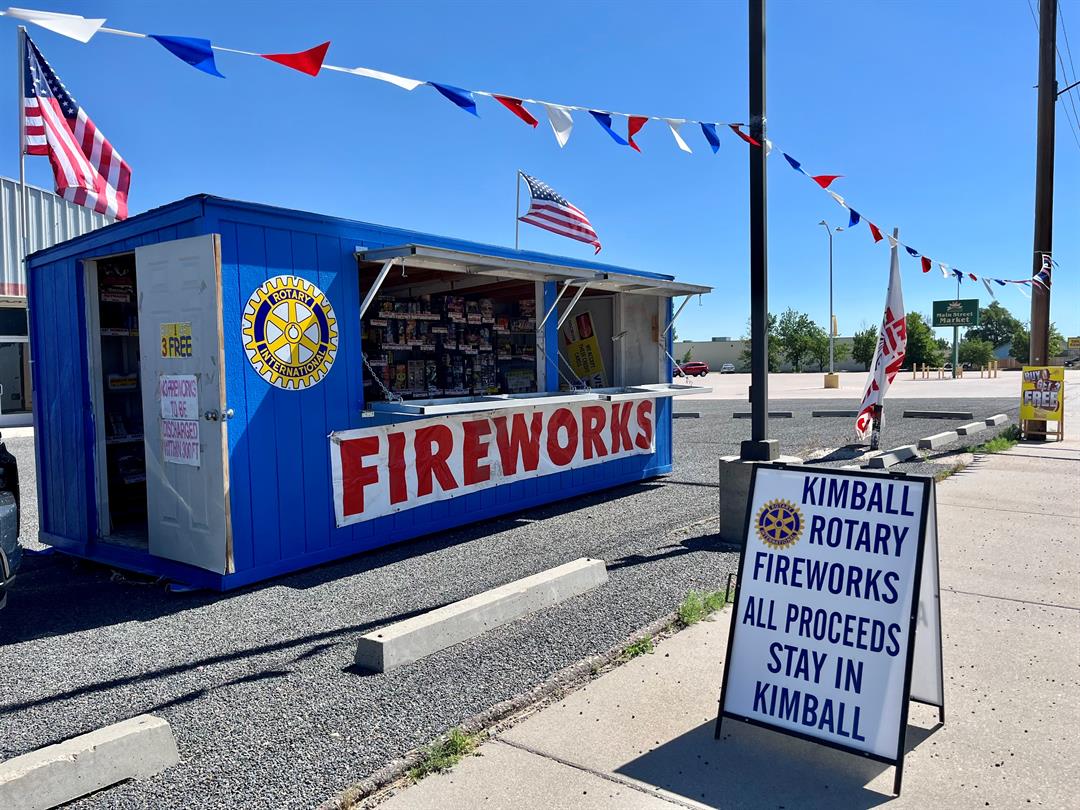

{"left": 23, "top": 33, "right": 131, "bottom": 219}
{"left": 518, "top": 172, "right": 601, "bottom": 253}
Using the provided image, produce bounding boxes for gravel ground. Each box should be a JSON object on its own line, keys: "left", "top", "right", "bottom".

{"left": 0, "top": 396, "right": 1017, "bottom": 809}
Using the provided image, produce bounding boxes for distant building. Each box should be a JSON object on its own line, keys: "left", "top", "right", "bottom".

{"left": 674, "top": 336, "right": 866, "bottom": 373}
{"left": 0, "top": 177, "right": 116, "bottom": 425}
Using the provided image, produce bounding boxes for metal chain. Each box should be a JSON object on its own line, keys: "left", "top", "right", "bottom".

{"left": 361, "top": 351, "right": 404, "bottom": 404}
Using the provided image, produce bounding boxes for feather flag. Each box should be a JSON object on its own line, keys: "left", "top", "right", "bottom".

{"left": 855, "top": 235, "right": 906, "bottom": 441}
{"left": 627, "top": 116, "right": 648, "bottom": 152}
{"left": 149, "top": 34, "right": 224, "bottom": 77}
{"left": 544, "top": 104, "right": 573, "bottom": 147}
{"left": 664, "top": 119, "right": 692, "bottom": 153}
{"left": 494, "top": 95, "right": 538, "bottom": 127}
{"left": 261, "top": 41, "right": 329, "bottom": 76}
{"left": 590, "top": 111, "right": 628, "bottom": 145}
{"left": 429, "top": 82, "right": 478, "bottom": 115}
{"left": 701, "top": 123, "right": 721, "bottom": 153}
{"left": 5, "top": 7, "right": 104, "bottom": 42}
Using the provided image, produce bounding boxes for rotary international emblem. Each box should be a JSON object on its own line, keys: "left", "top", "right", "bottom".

{"left": 755, "top": 499, "right": 804, "bottom": 550}
{"left": 242, "top": 275, "right": 338, "bottom": 390}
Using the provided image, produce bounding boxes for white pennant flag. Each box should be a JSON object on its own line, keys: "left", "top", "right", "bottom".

{"left": 1014, "top": 283, "right": 1031, "bottom": 299}
{"left": 764, "top": 138, "right": 773, "bottom": 156}
{"left": 855, "top": 233, "right": 906, "bottom": 441}
{"left": 327, "top": 65, "right": 423, "bottom": 91}
{"left": 938, "top": 262, "right": 949, "bottom": 279}
{"left": 886, "top": 234, "right": 898, "bottom": 249}
{"left": 664, "top": 119, "right": 692, "bottom": 153}
{"left": 544, "top": 104, "right": 574, "bottom": 148}
{"left": 4, "top": 7, "right": 105, "bottom": 42}
{"left": 827, "top": 190, "right": 846, "bottom": 207}
{"left": 982, "top": 278, "right": 997, "bottom": 300}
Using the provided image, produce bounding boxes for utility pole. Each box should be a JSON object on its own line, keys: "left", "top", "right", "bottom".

{"left": 1030, "top": 0, "right": 1056, "bottom": 368}
{"left": 741, "top": 0, "right": 777, "bottom": 462}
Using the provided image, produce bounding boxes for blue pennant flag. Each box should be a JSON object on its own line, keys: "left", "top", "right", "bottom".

{"left": 590, "top": 111, "right": 628, "bottom": 145}
{"left": 783, "top": 152, "right": 804, "bottom": 173}
{"left": 848, "top": 209, "right": 861, "bottom": 228}
{"left": 952, "top": 269, "right": 964, "bottom": 281}
{"left": 149, "top": 34, "right": 224, "bottom": 77}
{"left": 995, "top": 279, "right": 1007, "bottom": 286}
{"left": 429, "top": 82, "right": 478, "bottom": 116}
{"left": 700, "top": 123, "right": 721, "bottom": 153}
{"left": 905, "top": 246, "right": 920, "bottom": 258}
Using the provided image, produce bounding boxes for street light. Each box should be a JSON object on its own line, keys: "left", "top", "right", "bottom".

{"left": 818, "top": 220, "right": 843, "bottom": 378}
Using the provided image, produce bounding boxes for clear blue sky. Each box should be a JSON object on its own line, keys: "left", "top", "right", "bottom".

{"left": 4, "top": 1, "right": 1078, "bottom": 338}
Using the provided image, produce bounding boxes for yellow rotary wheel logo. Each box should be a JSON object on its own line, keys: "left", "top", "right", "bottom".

{"left": 755, "top": 499, "right": 804, "bottom": 550}
{"left": 242, "top": 275, "right": 338, "bottom": 390}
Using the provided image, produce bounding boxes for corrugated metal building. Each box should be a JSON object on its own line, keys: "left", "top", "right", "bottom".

{"left": 0, "top": 176, "right": 115, "bottom": 424}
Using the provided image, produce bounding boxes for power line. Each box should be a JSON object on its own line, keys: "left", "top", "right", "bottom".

{"left": 1055, "top": 4, "right": 1080, "bottom": 147}
{"left": 1027, "top": 0, "right": 1080, "bottom": 151}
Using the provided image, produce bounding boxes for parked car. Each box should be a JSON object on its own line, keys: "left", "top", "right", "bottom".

{"left": 720, "top": 362, "right": 736, "bottom": 374}
{"left": 674, "top": 360, "right": 709, "bottom": 377}
{"left": 0, "top": 434, "right": 20, "bottom": 610}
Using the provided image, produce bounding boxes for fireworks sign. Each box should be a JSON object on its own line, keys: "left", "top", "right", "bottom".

{"left": 716, "top": 465, "right": 943, "bottom": 796}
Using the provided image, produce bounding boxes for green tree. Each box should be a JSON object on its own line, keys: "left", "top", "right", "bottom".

{"left": 965, "top": 301, "right": 1022, "bottom": 348}
{"left": 958, "top": 338, "right": 995, "bottom": 368}
{"left": 808, "top": 324, "right": 850, "bottom": 372}
{"left": 775, "top": 308, "right": 818, "bottom": 372}
{"left": 739, "top": 313, "right": 780, "bottom": 372}
{"left": 905, "top": 313, "right": 944, "bottom": 368}
{"left": 680, "top": 347, "right": 693, "bottom": 363}
{"left": 851, "top": 326, "right": 878, "bottom": 371}
{"left": 1009, "top": 323, "right": 1065, "bottom": 362}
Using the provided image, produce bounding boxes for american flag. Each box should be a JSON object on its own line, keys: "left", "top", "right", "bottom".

{"left": 518, "top": 173, "right": 601, "bottom": 253}
{"left": 23, "top": 34, "right": 131, "bottom": 219}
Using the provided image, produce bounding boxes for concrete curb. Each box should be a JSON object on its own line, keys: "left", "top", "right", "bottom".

{"left": 732, "top": 411, "right": 794, "bottom": 419}
{"left": 866, "top": 445, "right": 919, "bottom": 468}
{"left": 0, "top": 715, "right": 179, "bottom": 810}
{"left": 325, "top": 610, "right": 688, "bottom": 810}
{"left": 985, "top": 413, "right": 1008, "bottom": 426}
{"left": 957, "top": 421, "right": 986, "bottom": 436}
{"left": 903, "top": 410, "right": 974, "bottom": 420}
{"left": 811, "top": 410, "right": 859, "bottom": 418}
{"left": 355, "top": 558, "right": 608, "bottom": 673}
{"left": 918, "top": 430, "right": 959, "bottom": 450}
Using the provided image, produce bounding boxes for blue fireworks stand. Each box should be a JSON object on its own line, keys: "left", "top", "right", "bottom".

{"left": 26, "top": 195, "right": 709, "bottom": 590}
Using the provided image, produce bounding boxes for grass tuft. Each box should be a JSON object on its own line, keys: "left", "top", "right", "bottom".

{"left": 407, "top": 728, "right": 479, "bottom": 782}
{"left": 971, "top": 424, "right": 1021, "bottom": 455}
{"left": 619, "top": 636, "right": 655, "bottom": 661}
{"left": 677, "top": 588, "right": 729, "bottom": 627}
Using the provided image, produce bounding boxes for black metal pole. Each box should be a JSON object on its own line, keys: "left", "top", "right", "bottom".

{"left": 740, "top": 0, "right": 778, "bottom": 461}
{"left": 1030, "top": 0, "right": 1055, "bottom": 369}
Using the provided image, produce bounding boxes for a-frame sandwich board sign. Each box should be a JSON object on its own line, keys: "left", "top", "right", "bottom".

{"left": 715, "top": 464, "right": 944, "bottom": 796}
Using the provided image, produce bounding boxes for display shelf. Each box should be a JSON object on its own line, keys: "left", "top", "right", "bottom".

{"left": 100, "top": 328, "right": 139, "bottom": 337}
{"left": 106, "top": 434, "right": 144, "bottom": 445}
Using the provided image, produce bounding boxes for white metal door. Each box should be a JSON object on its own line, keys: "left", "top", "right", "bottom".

{"left": 136, "top": 235, "right": 231, "bottom": 573}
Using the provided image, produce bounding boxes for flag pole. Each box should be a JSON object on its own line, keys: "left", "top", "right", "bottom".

{"left": 514, "top": 170, "right": 521, "bottom": 251}
{"left": 16, "top": 25, "right": 29, "bottom": 270}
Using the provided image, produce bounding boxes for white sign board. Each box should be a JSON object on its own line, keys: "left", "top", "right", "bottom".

{"left": 159, "top": 374, "right": 200, "bottom": 420}
{"left": 719, "top": 465, "right": 935, "bottom": 771}
{"left": 330, "top": 398, "right": 657, "bottom": 527}
{"left": 161, "top": 418, "right": 200, "bottom": 466}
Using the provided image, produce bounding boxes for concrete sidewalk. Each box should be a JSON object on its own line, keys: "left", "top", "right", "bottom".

{"left": 381, "top": 404, "right": 1080, "bottom": 809}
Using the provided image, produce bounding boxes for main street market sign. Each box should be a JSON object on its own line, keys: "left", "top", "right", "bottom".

{"left": 932, "top": 299, "right": 980, "bottom": 327}
{"left": 716, "top": 465, "right": 943, "bottom": 796}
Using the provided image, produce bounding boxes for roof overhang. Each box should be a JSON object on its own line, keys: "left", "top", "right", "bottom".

{"left": 354, "top": 244, "right": 711, "bottom": 297}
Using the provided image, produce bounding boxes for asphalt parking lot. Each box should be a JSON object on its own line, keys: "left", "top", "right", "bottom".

{"left": 0, "top": 395, "right": 1017, "bottom": 809}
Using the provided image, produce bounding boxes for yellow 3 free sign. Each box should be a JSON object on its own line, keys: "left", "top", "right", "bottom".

{"left": 1020, "top": 366, "right": 1064, "bottom": 422}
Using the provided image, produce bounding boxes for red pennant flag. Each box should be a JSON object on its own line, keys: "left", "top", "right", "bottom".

{"left": 728, "top": 123, "right": 761, "bottom": 146}
{"left": 628, "top": 116, "right": 648, "bottom": 152}
{"left": 968, "top": 273, "right": 978, "bottom": 281}
{"left": 261, "top": 41, "right": 330, "bottom": 76}
{"left": 921, "top": 257, "right": 932, "bottom": 273}
{"left": 867, "top": 221, "right": 883, "bottom": 243}
{"left": 493, "top": 95, "right": 538, "bottom": 127}
{"left": 811, "top": 174, "right": 842, "bottom": 189}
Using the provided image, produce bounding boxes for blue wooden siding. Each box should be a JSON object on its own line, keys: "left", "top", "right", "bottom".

{"left": 27, "top": 195, "right": 681, "bottom": 590}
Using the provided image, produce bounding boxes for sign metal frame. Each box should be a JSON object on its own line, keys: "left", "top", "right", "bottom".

{"left": 714, "top": 462, "right": 942, "bottom": 796}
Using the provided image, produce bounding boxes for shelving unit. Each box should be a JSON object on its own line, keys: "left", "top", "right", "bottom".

{"left": 361, "top": 288, "right": 538, "bottom": 401}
